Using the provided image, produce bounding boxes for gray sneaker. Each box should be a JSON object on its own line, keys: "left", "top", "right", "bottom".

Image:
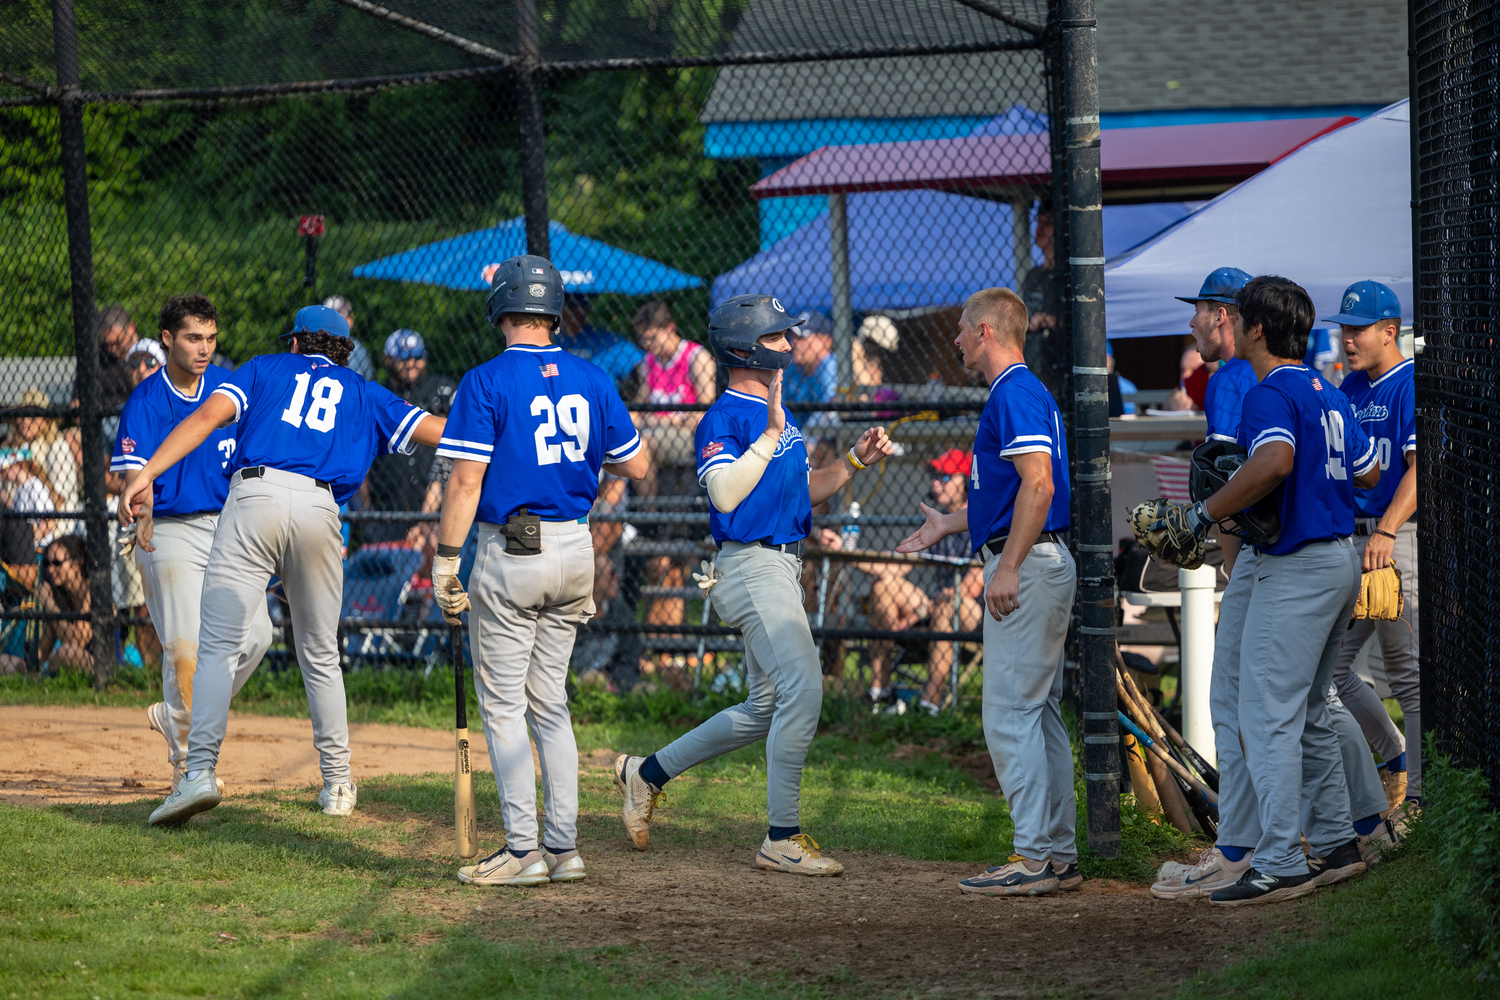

{"left": 148, "top": 769, "right": 222, "bottom": 827}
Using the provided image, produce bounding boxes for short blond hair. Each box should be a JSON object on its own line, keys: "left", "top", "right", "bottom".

{"left": 502, "top": 313, "right": 555, "bottom": 332}
{"left": 963, "top": 287, "right": 1028, "bottom": 345}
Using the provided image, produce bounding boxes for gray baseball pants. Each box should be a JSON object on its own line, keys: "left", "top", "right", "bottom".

{"left": 136, "top": 512, "right": 272, "bottom": 769}
{"left": 1239, "top": 536, "right": 1362, "bottom": 876}
{"left": 469, "top": 519, "right": 593, "bottom": 853}
{"left": 185, "top": 468, "right": 351, "bottom": 788}
{"left": 654, "top": 541, "right": 821, "bottom": 829}
{"left": 1333, "top": 522, "right": 1421, "bottom": 797}
{"left": 980, "top": 541, "right": 1077, "bottom": 864}
{"left": 1327, "top": 685, "right": 1390, "bottom": 823}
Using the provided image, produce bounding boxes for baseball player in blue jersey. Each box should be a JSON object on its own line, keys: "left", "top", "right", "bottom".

{"left": 121, "top": 305, "right": 445, "bottom": 827}
{"left": 1153, "top": 276, "right": 1397, "bottom": 900}
{"left": 1328, "top": 281, "right": 1421, "bottom": 813}
{"left": 897, "top": 287, "right": 1078, "bottom": 897}
{"left": 1143, "top": 277, "right": 1381, "bottom": 905}
{"left": 614, "top": 294, "right": 892, "bottom": 877}
{"left": 428, "top": 256, "right": 648, "bottom": 888}
{"left": 112, "top": 295, "right": 271, "bottom": 794}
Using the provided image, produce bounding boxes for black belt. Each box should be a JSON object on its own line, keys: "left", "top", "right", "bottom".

{"left": 746, "top": 538, "right": 805, "bottom": 559}
{"left": 1354, "top": 519, "right": 1413, "bottom": 537}
{"left": 240, "top": 465, "right": 331, "bottom": 492}
{"left": 981, "top": 530, "right": 1064, "bottom": 561}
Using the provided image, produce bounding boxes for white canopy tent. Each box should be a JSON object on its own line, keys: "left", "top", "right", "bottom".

{"left": 1103, "top": 101, "right": 1412, "bottom": 339}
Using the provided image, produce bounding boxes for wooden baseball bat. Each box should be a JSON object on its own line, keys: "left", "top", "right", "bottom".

{"left": 452, "top": 623, "right": 478, "bottom": 859}
{"left": 1122, "top": 732, "right": 1164, "bottom": 822}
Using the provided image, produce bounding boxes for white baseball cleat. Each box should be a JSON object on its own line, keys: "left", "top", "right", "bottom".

{"left": 458, "top": 848, "right": 552, "bottom": 887}
{"left": 146, "top": 701, "right": 171, "bottom": 740}
{"left": 318, "top": 782, "right": 358, "bottom": 817}
{"left": 148, "top": 769, "right": 222, "bottom": 827}
{"left": 755, "top": 833, "right": 845, "bottom": 877}
{"left": 1156, "top": 860, "right": 1192, "bottom": 882}
{"left": 171, "top": 767, "right": 225, "bottom": 797}
{"left": 1359, "top": 818, "right": 1401, "bottom": 865}
{"left": 1150, "top": 846, "right": 1255, "bottom": 900}
{"left": 614, "top": 754, "right": 663, "bottom": 850}
{"left": 542, "top": 849, "right": 587, "bottom": 883}
{"left": 958, "top": 855, "right": 1059, "bottom": 896}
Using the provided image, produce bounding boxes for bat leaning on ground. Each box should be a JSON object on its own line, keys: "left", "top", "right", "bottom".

{"left": 453, "top": 623, "right": 478, "bottom": 859}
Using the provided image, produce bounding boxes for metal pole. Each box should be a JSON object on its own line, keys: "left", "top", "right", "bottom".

{"left": 1012, "top": 193, "right": 1034, "bottom": 292}
{"left": 53, "top": 0, "right": 110, "bottom": 689}
{"left": 828, "top": 192, "right": 855, "bottom": 392}
{"left": 950, "top": 565, "right": 961, "bottom": 712}
{"left": 516, "top": 0, "right": 549, "bottom": 258}
{"left": 1409, "top": 0, "right": 1432, "bottom": 764}
{"left": 1059, "top": 0, "right": 1120, "bottom": 858}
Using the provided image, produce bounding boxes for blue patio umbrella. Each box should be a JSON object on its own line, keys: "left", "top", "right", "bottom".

{"left": 711, "top": 190, "right": 1194, "bottom": 313}
{"left": 352, "top": 217, "right": 703, "bottom": 294}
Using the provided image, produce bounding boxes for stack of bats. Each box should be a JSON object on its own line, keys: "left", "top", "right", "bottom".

{"left": 1114, "top": 644, "right": 1220, "bottom": 838}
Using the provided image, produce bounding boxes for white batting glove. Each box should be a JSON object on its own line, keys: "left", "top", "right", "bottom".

{"left": 691, "top": 559, "right": 718, "bottom": 592}
{"left": 432, "top": 554, "right": 470, "bottom": 625}
{"left": 116, "top": 523, "right": 137, "bottom": 560}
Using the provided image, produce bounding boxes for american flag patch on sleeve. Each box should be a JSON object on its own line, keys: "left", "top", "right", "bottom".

{"left": 539, "top": 363, "right": 560, "bottom": 377}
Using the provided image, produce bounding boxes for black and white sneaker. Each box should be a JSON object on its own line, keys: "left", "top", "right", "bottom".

{"left": 1308, "top": 839, "right": 1367, "bottom": 887}
{"left": 1208, "top": 866, "right": 1318, "bottom": 907}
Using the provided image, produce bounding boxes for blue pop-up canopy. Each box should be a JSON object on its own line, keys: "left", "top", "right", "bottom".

{"left": 353, "top": 218, "right": 703, "bottom": 294}
{"left": 711, "top": 190, "right": 1195, "bottom": 313}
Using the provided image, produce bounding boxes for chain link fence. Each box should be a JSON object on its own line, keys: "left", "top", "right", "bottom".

{"left": 1412, "top": 0, "right": 1500, "bottom": 805}
{"left": 0, "top": 0, "right": 1071, "bottom": 716}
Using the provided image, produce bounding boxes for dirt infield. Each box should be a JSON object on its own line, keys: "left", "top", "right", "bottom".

{"left": 0, "top": 704, "right": 493, "bottom": 805}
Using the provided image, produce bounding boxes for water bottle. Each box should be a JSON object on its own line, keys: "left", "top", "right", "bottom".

{"left": 840, "top": 501, "right": 861, "bottom": 551}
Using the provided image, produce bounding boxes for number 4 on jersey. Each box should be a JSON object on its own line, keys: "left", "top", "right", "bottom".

{"left": 281, "top": 373, "right": 344, "bottom": 432}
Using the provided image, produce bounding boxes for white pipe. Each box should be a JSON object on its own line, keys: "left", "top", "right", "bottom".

{"left": 1178, "top": 564, "right": 1218, "bottom": 769}
{"left": 828, "top": 192, "right": 854, "bottom": 392}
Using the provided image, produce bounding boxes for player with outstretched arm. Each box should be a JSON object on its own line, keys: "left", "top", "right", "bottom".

{"left": 122, "top": 305, "right": 445, "bottom": 826}
{"left": 897, "top": 287, "right": 1080, "bottom": 897}
{"left": 430, "top": 256, "right": 649, "bottom": 888}
{"left": 614, "top": 294, "right": 892, "bottom": 877}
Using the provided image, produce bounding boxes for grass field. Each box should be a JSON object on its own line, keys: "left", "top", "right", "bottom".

{"left": 0, "top": 671, "right": 1492, "bottom": 999}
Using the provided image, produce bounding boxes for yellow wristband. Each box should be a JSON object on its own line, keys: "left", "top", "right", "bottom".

{"left": 846, "top": 448, "right": 868, "bottom": 471}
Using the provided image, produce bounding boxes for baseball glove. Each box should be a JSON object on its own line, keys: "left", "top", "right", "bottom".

{"left": 1129, "top": 497, "right": 1207, "bottom": 571}
{"left": 1351, "top": 561, "right": 1403, "bottom": 622}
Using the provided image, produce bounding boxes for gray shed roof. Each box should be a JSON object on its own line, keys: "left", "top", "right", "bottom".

{"left": 701, "top": 0, "right": 1408, "bottom": 123}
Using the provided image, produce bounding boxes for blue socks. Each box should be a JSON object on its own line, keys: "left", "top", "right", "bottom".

{"left": 768, "top": 825, "right": 801, "bottom": 841}
{"left": 1352, "top": 814, "right": 1383, "bottom": 837}
{"left": 639, "top": 754, "right": 670, "bottom": 790}
{"left": 1382, "top": 752, "right": 1407, "bottom": 773}
{"left": 1219, "top": 845, "right": 1251, "bottom": 863}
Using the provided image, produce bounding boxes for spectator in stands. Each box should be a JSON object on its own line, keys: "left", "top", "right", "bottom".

{"left": 854, "top": 315, "right": 903, "bottom": 415}
{"left": 125, "top": 339, "right": 166, "bottom": 390}
{"left": 365, "top": 329, "right": 456, "bottom": 546}
{"left": 321, "top": 294, "right": 377, "bottom": 380}
{"left": 861, "top": 449, "right": 983, "bottom": 715}
{"left": 1107, "top": 342, "right": 1138, "bottom": 416}
{"left": 557, "top": 293, "right": 644, "bottom": 390}
{"left": 786, "top": 309, "right": 838, "bottom": 405}
{"left": 0, "top": 451, "right": 58, "bottom": 551}
{"left": 10, "top": 387, "right": 81, "bottom": 514}
{"left": 1163, "top": 343, "right": 1208, "bottom": 411}
{"left": 1019, "top": 202, "right": 1070, "bottom": 410}
{"left": 35, "top": 533, "right": 95, "bottom": 673}
{"left": 93, "top": 304, "right": 139, "bottom": 410}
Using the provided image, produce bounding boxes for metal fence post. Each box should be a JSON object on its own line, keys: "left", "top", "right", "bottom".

{"left": 828, "top": 192, "right": 855, "bottom": 392}
{"left": 1058, "top": 0, "right": 1120, "bottom": 858}
{"left": 517, "top": 0, "right": 549, "bottom": 259}
{"left": 52, "top": 0, "right": 110, "bottom": 689}
{"left": 1409, "top": 0, "right": 1433, "bottom": 768}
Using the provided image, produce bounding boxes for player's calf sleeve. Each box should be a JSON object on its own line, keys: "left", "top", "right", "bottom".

{"left": 769, "top": 825, "right": 801, "bottom": 841}
{"left": 1219, "top": 845, "right": 1252, "bottom": 862}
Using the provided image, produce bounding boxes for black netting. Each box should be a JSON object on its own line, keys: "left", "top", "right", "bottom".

{"left": 1, "top": 0, "right": 1060, "bottom": 714}
{"left": 1413, "top": 0, "right": 1500, "bottom": 804}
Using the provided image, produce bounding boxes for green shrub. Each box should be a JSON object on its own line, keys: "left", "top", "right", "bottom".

{"left": 1418, "top": 741, "right": 1500, "bottom": 976}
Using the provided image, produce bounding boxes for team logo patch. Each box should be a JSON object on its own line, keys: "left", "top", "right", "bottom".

{"left": 539, "top": 363, "right": 560, "bottom": 378}
{"left": 770, "top": 297, "right": 785, "bottom": 313}
{"left": 529, "top": 283, "right": 547, "bottom": 297}
{"left": 1342, "top": 293, "right": 1360, "bottom": 311}
{"left": 121, "top": 436, "right": 135, "bottom": 454}
{"left": 700, "top": 441, "right": 723, "bottom": 460}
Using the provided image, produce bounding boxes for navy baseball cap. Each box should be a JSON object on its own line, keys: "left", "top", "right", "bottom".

{"left": 1321, "top": 280, "right": 1402, "bottom": 326}
{"left": 282, "top": 304, "right": 350, "bottom": 341}
{"left": 383, "top": 328, "right": 425, "bottom": 360}
{"left": 1176, "top": 267, "right": 1254, "bottom": 305}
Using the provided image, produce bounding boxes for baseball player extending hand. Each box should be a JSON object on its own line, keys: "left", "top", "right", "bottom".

{"left": 897, "top": 288, "right": 1079, "bottom": 897}
{"left": 430, "top": 256, "right": 650, "bottom": 888}
{"left": 111, "top": 295, "right": 272, "bottom": 795}
{"left": 614, "top": 294, "right": 891, "bottom": 877}
{"left": 123, "top": 305, "right": 445, "bottom": 827}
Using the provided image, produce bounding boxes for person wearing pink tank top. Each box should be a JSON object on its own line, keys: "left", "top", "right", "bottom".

{"left": 632, "top": 301, "right": 717, "bottom": 471}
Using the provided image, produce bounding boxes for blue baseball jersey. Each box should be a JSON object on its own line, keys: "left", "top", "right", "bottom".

{"left": 111, "top": 366, "right": 238, "bottom": 517}
{"left": 1340, "top": 358, "right": 1416, "bottom": 519}
{"left": 1237, "top": 364, "right": 1378, "bottom": 556}
{"left": 696, "top": 388, "right": 811, "bottom": 546}
{"left": 436, "top": 345, "right": 640, "bottom": 522}
{"left": 1203, "top": 358, "right": 1258, "bottom": 443}
{"left": 967, "top": 363, "right": 1071, "bottom": 552}
{"left": 212, "top": 352, "right": 428, "bottom": 505}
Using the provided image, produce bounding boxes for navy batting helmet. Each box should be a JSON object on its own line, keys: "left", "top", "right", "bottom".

{"left": 1189, "top": 439, "right": 1282, "bottom": 548}
{"left": 486, "top": 255, "right": 563, "bottom": 328}
{"left": 707, "top": 294, "right": 802, "bottom": 371}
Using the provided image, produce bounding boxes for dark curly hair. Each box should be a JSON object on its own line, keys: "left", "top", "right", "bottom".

{"left": 1236, "top": 275, "right": 1315, "bottom": 361}
{"left": 291, "top": 331, "right": 355, "bottom": 367}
